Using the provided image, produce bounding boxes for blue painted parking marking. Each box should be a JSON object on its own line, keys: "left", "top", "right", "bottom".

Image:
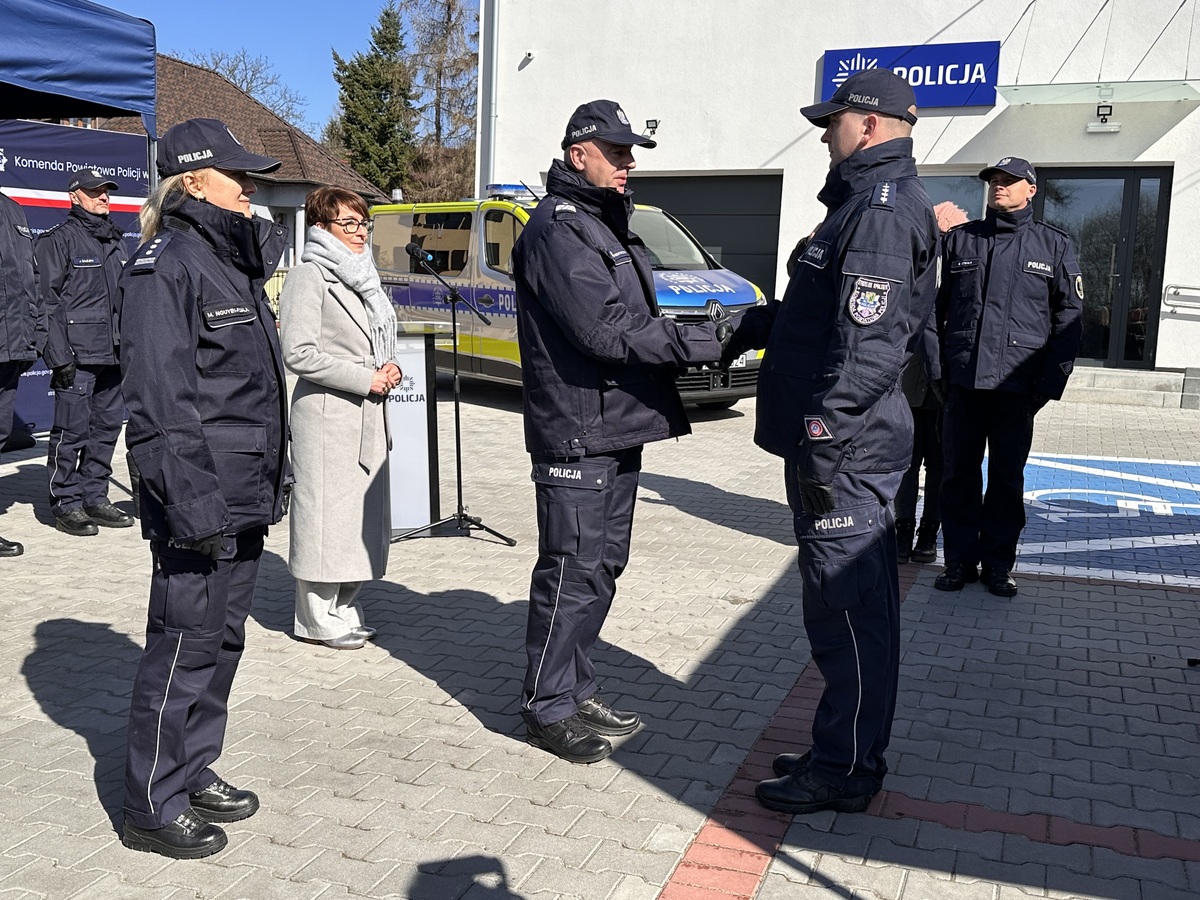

{"left": 1017, "top": 454, "right": 1200, "bottom": 585}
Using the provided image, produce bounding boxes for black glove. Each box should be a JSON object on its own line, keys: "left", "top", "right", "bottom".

{"left": 185, "top": 533, "right": 224, "bottom": 561}
{"left": 50, "top": 362, "right": 77, "bottom": 390}
{"left": 17, "top": 359, "right": 36, "bottom": 375}
{"left": 281, "top": 483, "right": 293, "bottom": 516}
{"left": 1032, "top": 393, "right": 1051, "bottom": 413}
{"left": 797, "top": 473, "right": 836, "bottom": 516}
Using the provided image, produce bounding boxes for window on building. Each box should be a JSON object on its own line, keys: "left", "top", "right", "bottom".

{"left": 922, "top": 175, "right": 986, "bottom": 226}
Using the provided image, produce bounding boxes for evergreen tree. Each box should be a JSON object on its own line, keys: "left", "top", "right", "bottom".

{"left": 327, "top": 1, "right": 419, "bottom": 194}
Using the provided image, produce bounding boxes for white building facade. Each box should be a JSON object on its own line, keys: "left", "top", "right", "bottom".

{"left": 478, "top": 0, "right": 1200, "bottom": 373}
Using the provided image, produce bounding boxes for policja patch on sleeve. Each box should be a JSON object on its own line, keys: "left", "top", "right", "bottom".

{"left": 847, "top": 277, "right": 890, "bottom": 325}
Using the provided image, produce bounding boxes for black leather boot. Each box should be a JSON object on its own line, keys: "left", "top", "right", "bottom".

{"left": 121, "top": 808, "right": 228, "bottom": 859}
{"left": 576, "top": 696, "right": 641, "bottom": 736}
{"left": 0, "top": 536, "right": 23, "bottom": 557}
{"left": 756, "top": 768, "right": 875, "bottom": 815}
{"left": 189, "top": 776, "right": 259, "bottom": 822}
{"left": 934, "top": 562, "right": 979, "bottom": 591}
{"left": 527, "top": 714, "right": 612, "bottom": 763}
{"left": 911, "top": 519, "right": 939, "bottom": 563}
{"left": 895, "top": 519, "right": 915, "bottom": 564}
{"left": 771, "top": 750, "right": 811, "bottom": 778}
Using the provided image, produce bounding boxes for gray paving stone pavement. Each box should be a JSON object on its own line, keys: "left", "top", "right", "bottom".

{"left": 1, "top": 381, "right": 1198, "bottom": 899}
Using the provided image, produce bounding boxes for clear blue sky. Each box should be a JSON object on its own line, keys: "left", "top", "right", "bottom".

{"left": 102, "top": 0, "right": 413, "bottom": 135}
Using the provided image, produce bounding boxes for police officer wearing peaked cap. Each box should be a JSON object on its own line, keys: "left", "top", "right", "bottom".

{"left": 0, "top": 189, "right": 47, "bottom": 558}
{"left": 723, "top": 68, "right": 939, "bottom": 814}
{"left": 511, "top": 98, "right": 733, "bottom": 764}
{"left": 118, "top": 118, "right": 292, "bottom": 859}
{"left": 35, "top": 169, "right": 133, "bottom": 538}
{"left": 935, "top": 156, "right": 1083, "bottom": 597}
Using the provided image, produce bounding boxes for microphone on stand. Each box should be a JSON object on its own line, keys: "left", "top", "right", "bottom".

{"left": 406, "top": 241, "right": 433, "bottom": 262}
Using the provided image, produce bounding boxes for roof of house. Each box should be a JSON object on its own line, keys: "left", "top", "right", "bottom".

{"left": 98, "top": 55, "right": 387, "bottom": 202}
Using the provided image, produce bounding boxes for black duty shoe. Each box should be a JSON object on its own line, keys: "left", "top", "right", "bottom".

{"left": 771, "top": 750, "right": 812, "bottom": 778}
{"left": 895, "top": 519, "right": 915, "bottom": 564}
{"left": 83, "top": 501, "right": 134, "bottom": 528}
{"left": 576, "top": 695, "right": 641, "bottom": 736}
{"left": 527, "top": 714, "right": 612, "bottom": 764}
{"left": 986, "top": 569, "right": 1019, "bottom": 597}
{"left": 55, "top": 508, "right": 98, "bottom": 537}
{"left": 934, "top": 562, "right": 978, "bottom": 591}
{"left": 755, "top": 768, "right": 875, "bottom": 815}
{"left": 911, "top": 520, "right": 939, "bottom": 564}
{"left": 121, "top": 807, "right": 228, "bottom": 859}
{"left": 189, "top": 776, "right": 260, "bottom": 822}
{"left": 0, "top": 536, "right": 23, "bottom": 558}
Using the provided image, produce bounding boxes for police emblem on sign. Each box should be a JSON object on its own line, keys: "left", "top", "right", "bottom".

{"left": 1075, "top": 275, "right": 1084, "bottom": 300}
{"left": 847, "top": 277, "right": 890, "bottom": 325}
{"left": 804, "top": 416, "right": 834, "bottom": 442}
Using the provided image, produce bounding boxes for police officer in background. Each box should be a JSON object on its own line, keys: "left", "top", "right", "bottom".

{"left": 724, "top": 69, "right": 939, "bottom": 814}
{"left": 512, "top": 99, "right": 731, "bottom": 764}
{"left": 119, "top": 119, "right": 290, "bottom": 858}
{"left": 935, "top": 157, "right": 1083, "bottom": 597}
{"left": 35, "top": 169, "right": 133, "bottom": 537}
{"left": 0, "top": 190, "right": 46, "bottom": 558}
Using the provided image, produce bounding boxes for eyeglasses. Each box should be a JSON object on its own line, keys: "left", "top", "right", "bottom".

{"left": 328, "top": 217, "right": 373, "bottom": 234}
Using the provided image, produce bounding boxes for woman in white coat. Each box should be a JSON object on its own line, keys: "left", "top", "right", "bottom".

{"left": 280, "top": 186, "right": 400, "bottom": 649}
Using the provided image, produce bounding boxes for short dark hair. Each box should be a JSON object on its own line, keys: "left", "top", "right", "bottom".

{"left": 305, "top": 186, "right": 369, "bottom": 229}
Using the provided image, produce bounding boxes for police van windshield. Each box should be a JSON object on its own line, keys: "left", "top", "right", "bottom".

{"left": 630, "top": 208, "right": 713, "bottom": 271}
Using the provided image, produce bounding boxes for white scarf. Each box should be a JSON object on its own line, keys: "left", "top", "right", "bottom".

{"left": 300, "top": 225, "right": 397, "bottom": 368}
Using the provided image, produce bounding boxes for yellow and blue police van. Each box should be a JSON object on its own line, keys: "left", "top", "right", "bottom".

{"left": 370, "top": 185, "right": 766, "bottom": 409}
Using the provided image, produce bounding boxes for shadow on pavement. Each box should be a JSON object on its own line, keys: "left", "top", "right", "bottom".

{"left": 409, "top": 854, "right": 527, "bottom": 899}
{"left": 638, "top": 470, "right": 794, "bottom": 545}
{"left": 21, "top": 618, "right": 139, "bottom": 831}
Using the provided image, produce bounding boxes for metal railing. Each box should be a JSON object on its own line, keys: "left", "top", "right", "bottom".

{"left": 1163, "top": 284, "right": 1200, "bottom": 314}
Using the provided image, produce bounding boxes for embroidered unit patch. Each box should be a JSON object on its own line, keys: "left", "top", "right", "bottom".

{"left": 847, "top": 277, "right": 890, "bottom": 325}
{"left": 804, "top": 416, "right": 834, "bottom": 442}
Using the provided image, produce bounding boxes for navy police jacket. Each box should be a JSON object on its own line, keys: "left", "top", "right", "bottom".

{"left": 754, "top": 138, "right": 939, "bottom": 482}
{"left": 35, "top": 206, "right": 129, "bottom": 368}
{"left": 0, "top": 192, "right": 46, "bottom": 364}
{"left": 937, "top": 204, "right": 1083, "bottom": 399}
{"left": 512, "top": 159, "right": 723, "bottom": 457}
{"left": 119, "top": 196, "right": 291, "bottom": 542}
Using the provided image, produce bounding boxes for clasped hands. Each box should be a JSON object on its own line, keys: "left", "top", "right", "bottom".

{"left": 370, "top": 362, "right": 403, "bottom": 396}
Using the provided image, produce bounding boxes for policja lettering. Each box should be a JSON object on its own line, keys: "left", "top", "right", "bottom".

{"left": 548, "top": 466, "right": 582, "bottom": 480}
{"left": 815, "top": 514, "right": 855, "bottom": 530}
{"left": 892, "top": 62, "right": 988, "bottom": 87}
{"left": 177, "top": 149, "right": 214, "bottom": 165}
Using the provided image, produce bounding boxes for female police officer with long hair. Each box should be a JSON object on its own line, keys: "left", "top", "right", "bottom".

{"left": 118, "top": 119, "right": 291, "bottom": 859}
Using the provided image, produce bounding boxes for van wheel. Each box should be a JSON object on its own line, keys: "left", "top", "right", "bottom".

{"left": 695, "top": 399, "right": 738, "bottom": 411}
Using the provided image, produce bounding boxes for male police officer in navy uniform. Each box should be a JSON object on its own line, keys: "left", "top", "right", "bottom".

{"left": 725, "top": 69, "right": 939, "bottom": 814}
{"left": 512, "top": 99, "right": 731, "bottom": 764}
{"left": 0, "top": 189, "right": 46, "bottom": 557}
{"left": 35, "top": 170, "right": 133, "bottom": 537}
{"left": 935, "top": 157, "right": 1083, "bottom": 597}
{"left": 118, "top": 119, "right": 290, "bottom": 858}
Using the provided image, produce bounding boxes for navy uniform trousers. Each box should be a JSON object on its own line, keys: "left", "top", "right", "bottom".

{"left": 123, "top": 527, "right": 265, "bottom": 829}
{"left": 47, "top": 362, "right": 124, "bottom": 517}
{"left": 785, "top": 463, "right": 904, "bottom": 796}
{"left": 522, "top": 447, "right": 641, "bottom": 727}
{"left": 940, "top": 386, "right": 1036, "bottom": 572}
{"left": 0, "top": 361, "right": 21, "bottom": 451}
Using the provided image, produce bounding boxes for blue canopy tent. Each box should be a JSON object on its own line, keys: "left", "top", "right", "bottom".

{"left": 0, "top": 0, "right": 157, "bottom": 137}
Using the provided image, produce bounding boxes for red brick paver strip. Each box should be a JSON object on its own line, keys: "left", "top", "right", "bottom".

{"left": 657, "top": 567, "right": 1200, "bottom": 900}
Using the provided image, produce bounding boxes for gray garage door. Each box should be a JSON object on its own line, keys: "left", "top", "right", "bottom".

{"left": 628, "top": 173, "right": 783, "bottom": 301}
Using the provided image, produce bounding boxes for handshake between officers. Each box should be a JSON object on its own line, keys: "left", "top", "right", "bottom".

{"left": 722, "top": 69, "right": 939, "bottom": 815}
{"left": 512, "top": 99, "right": 733, "bottom": 764}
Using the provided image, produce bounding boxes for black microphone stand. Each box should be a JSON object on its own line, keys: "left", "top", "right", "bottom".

{"left": 392, "top": 246, "right": 517, "bottom": 546}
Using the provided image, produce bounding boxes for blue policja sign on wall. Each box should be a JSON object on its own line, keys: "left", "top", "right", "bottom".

{"left": 821, "top": 41, "right": 1000, "bottom": 108}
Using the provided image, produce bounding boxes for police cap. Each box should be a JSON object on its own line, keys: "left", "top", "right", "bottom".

{"left": 157, "top": 118, "right": 282, "bottom": 177}
{"left": 979, "top": 156, "right": 1037, "bottom": 185}
{"left": 801, "top": 68, "right": 918, "bottom": 128}
{"left": 561, "top": 99, "right": 657, "bottom": 150}
{"left": 68, "top": 168, "right": 118, "bottom": 192}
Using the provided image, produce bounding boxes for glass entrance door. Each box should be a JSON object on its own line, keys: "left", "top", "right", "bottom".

{"left": 1036, "top": 168, "right": 1171, "bottom": 368}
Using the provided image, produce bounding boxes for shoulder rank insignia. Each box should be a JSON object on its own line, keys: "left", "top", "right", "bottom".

{"left": 128, "top": 232, "right": 173, "bottom": 274}
{"left": 870, "top": 181, "right": 896, "bottom": 210}
{"left": 553, "top": 202, "right": 577, "bottom": 219}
